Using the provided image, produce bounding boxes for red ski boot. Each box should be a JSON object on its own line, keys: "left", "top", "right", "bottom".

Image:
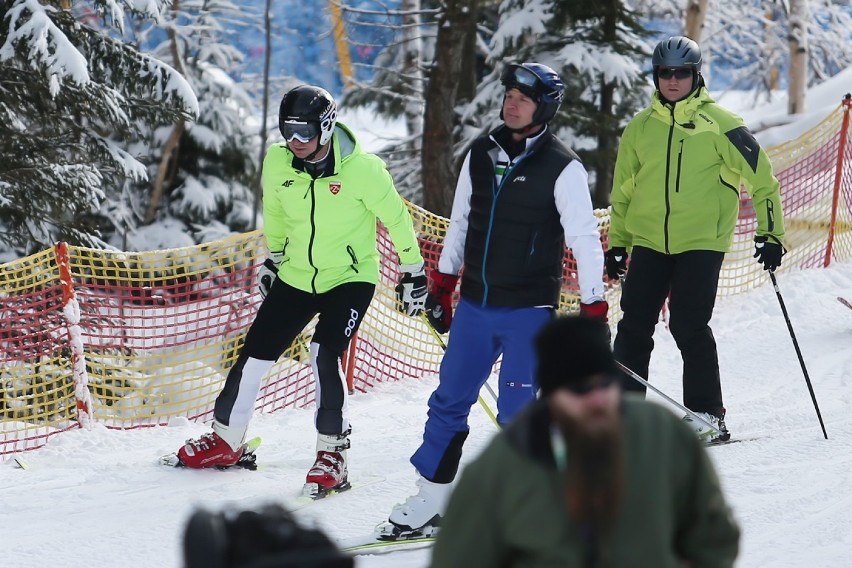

{"left": 303, "top": 430, "right": 351, "bottom": 499}
{"left": 176, "top": 422, "right": 247, "bottom": 469}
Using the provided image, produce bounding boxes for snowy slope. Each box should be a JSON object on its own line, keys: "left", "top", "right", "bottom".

{"left": 3, "top": 260, "right": 852, "bottom": 568}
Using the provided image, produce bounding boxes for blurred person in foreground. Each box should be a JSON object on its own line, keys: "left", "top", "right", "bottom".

{"left": 184, "top": 503, "right": 352, "bottom": 568}
{"left": 169, "top": 85, "right": 426, "bottom": 499}
{"left": 606, "top": 36, "right": 786, "bottom": 443}
{"left": 431, "top": 315, "right": 740, "bottom": 567}
{"left": 381, "top": 61, "right": 608, "bottom": 538}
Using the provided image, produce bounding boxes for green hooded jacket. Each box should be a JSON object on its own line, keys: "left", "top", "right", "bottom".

{"left": 431, "top": 396, "right": 740, "bottom": 568}
{"left": 609, "top": 88, "right": 785, "bottom": 254}
{"left": 262, "top": 122, "right": 422, "bottom": 294}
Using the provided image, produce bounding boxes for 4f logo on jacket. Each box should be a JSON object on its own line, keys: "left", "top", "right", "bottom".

{"left": 329, "top": 182, "right": 341, "bottom": 195}
{"left": 282, "top": 180, "right": 294, "bottom": 187}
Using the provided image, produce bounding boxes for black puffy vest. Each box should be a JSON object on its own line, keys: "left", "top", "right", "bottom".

{"left": 461, "top": 127, "right": 579, "bottom": 307}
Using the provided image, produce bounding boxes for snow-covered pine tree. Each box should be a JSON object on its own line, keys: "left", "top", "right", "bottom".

{"left": 463, "top": 0, "right": 651, "bottom": 207}
{"left": 0, "top": 0, "right": 197, "bottom": 256}
{"left": 340, "top": 0, "right": 441, "bottom": 204}
{"left": 131, "top": 0, "right": 260, "bottom": 245}
{"left": 635, "top": 0, "right": 852, "bottom": 109}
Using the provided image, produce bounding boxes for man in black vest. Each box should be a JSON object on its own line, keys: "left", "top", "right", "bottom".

{"left": 381, "top": 62, "right": 608, "bottom": 538}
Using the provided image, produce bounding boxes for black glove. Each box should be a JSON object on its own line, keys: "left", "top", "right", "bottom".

{"left": 395, "top": 262, "right": 427, "bottom": 316}
{"left": 605, "top": 247, "right": 628, "bottom": 280}
{"left": 753, "top": 236, "right": 784, "bottom": 272}
{"left": 258, "top": 252, "right": 283, "bottom": 299}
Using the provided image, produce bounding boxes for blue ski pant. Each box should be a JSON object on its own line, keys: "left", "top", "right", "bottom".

{"left": 411, "top": 299, "right": 553, "bottom": 483}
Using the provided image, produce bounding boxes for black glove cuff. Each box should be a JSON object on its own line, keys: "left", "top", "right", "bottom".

{"left": 263, "top": 258, "right": 279, "bottom": 274}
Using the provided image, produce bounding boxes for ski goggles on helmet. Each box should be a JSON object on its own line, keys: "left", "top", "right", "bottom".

{"left": 657, "top": 67, "right": 693, "bottom": 80}
{"left": 281, "top": 120, "right": 319, "bottom": 143}
{"left": 501, "top": 65, "right": 542, "bottom": 98}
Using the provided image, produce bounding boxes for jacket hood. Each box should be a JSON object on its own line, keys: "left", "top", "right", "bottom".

{"left": 329, "top": 121, "right": 361, "bottom": 173}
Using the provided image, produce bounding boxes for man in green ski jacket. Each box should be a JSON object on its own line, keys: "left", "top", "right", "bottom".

{"left": 606, "top": 36, "right": 786, "bottom": 443}
{"left": 171, "top": 86, "right": 426, "bottom": 500}
{"left": 431, "top": 315, "right": 740, "bottom": 568}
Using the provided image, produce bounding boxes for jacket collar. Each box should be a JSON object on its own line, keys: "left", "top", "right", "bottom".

{"left": 489, "top": 123, "right": 550, "bottom": 159}
{"left": 651, "top": 86, "right": 714, "bottom": 126}
{"left": 291, "top": 122, "right": 361, "bottom": 176}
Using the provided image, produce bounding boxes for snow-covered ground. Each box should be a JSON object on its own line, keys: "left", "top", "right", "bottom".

{"left": 4, "top": 63, "right": 851, "bottom": 568}
{"left": 3, "top": 259, "right": 852, "bottom": 568}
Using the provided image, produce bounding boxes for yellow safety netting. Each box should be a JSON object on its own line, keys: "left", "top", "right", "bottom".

{"left": 1, "top": 101, "right": 850, "bottom": 457}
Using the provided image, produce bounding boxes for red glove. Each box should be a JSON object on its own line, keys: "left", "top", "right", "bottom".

{"left": 425, "top": 272, "right": 459, "bottom": 334}
{"left": 580, "top": 300, "right": 609, "bottom": 323}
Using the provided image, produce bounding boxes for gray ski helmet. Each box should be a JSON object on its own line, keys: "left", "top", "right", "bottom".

{"left": 500, "top": 62, "right": 565, "bottom": 125}
{"left": 278, "top": 85, "right": 337, "bottom": 146}
{"left": 652, "top": 36, "right": 702, "bottom": 91}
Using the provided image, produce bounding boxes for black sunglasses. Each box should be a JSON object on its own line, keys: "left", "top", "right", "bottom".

{"left": 657, "top": 67, "right": 693, "bottom": 80}
{"left": 564, "top": 375, "right": 618, "bottom": 395}
{"left": 281, "top": 121, "right": 319, "bottom": 143}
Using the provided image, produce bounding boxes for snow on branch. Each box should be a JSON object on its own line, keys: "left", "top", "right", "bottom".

{"left": 0, "top": 0, "right": 90, "bottom": 95}
{"left": 557, "top": 42, "right": 644, "bottom": 87}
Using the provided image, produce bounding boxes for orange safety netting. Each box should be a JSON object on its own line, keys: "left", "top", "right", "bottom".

{"left": 1, "top": 99, "right": 850, "bottom": 458}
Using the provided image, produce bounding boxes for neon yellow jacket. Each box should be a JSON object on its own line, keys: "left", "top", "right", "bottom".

{"left": 609, "top": 88, "right": 785, "bottom": 254}
{"left": 262, "top": 122, "right": 422, "bottom": 293}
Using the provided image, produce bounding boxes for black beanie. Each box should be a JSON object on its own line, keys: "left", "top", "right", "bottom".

{"left": 535, "top": 315, "right": 617, "bottom": 396}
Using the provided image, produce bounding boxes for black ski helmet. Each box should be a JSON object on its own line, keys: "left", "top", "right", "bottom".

{"left": 500, "top": 62, "right": 565, "bottom": 125}
{"left": 278, "top": 85, "right": 337, "bottom": 146}
{"left": 651, "top": 36, "right": 702, "bottom": 92}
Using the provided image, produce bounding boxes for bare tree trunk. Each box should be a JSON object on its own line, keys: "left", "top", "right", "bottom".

{"left": 457, "top": 2, "right": 479, "bottom": 104}
{"left": 593, "top": 0, "right": 618, "bottom": 208}
{"left": 402, "top": 0, "right": 423, "bottom": 154}
{"left": 421, "top": 0, "right": 477, "bottom": 216}
{"left": 684, "top": 0, "right": 709, "bottom": 41}
{"left": 788, "top": 0, "right": 809, "bottom": 114}
{"left": 764, "top": 7, "right": 779, "bottom": 92}
{"left": 251, "top": 0, "right": 274, "bottom": 230}
{"left": 145, "top": 1, "right": 187, "bottom": 224}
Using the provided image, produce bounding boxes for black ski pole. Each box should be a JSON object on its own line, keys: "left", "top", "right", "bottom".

{"left": 769, "top": 271, "right": 828, "bottom": 439}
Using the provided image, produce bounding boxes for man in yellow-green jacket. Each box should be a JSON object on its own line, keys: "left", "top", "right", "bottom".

{"left": 171, "top": 86, "right": 426, "bottom": 500}
{"left": 606, "top": 36, "right": 785, "bottom": 444}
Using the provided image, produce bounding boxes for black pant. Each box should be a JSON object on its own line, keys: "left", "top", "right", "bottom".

{"left": 613, "top": 246, "right": 725, "bottom": 415}
{"left": 214, "top": 278, "right": 375, "bottom": 434}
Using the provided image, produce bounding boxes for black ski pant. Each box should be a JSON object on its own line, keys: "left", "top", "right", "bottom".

{"left": 613, "top": 246, "right": 725, "bottom": 416}
{"left": 214, "top": 278, "right": 375, "bottom": 435}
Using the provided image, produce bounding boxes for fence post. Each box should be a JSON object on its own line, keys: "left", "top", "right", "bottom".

{"left": 343, "top": 331, "right": 358, "bottom": 394}
{"left": 54, "top": 242, "right": 94, "bottom": 428}
{"left": 824, "top": 94, "right": 852, "bottom": 267}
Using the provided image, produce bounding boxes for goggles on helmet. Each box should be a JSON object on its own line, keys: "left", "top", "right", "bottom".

{"left": 281, "top": 120, "right": 319, "bottom": 143}
{"left": 501, "top": 66, "right": 543, "bottom": 98}
{"left": 657, "top": 67, "right": 693, "bottom": 80}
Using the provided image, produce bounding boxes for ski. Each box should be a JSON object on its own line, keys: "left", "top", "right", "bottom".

{"left": 706, "top": 435, "right": 761, "bottom": 447}
{"left": 288, "top": 474, "right": 386, "bottom": 510}
{"left": 341, "top": 523, "right": 438, "bottom": 556}
{"left": 342, "top": 535, "right": 436, "bottom": 555}
{"left": 838, "top": 296, "right": 852, "bottom": 311}
{"left": 158, "top": 436, "right": 262, "bottom": 470}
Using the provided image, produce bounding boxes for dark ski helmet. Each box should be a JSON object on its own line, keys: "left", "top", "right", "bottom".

{"left": 500, "top": 62, "right": 565, "bottom": 125}
{"left": 278, "top": 85, "right": 337, "bottom": 146}
{"left": 652, "top": 36, "right": 702, "bottom": 92}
